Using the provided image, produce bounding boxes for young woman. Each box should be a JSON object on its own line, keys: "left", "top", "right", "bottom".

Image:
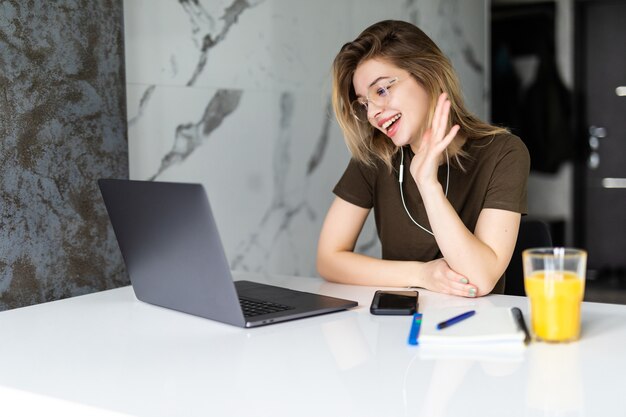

{"left": 317, "top": 20, "right": 530, "bottom": 297}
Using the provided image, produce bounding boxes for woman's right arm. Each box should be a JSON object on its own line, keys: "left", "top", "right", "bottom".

{"left": 316, "top": 197, "right": 475, "bottom": 295}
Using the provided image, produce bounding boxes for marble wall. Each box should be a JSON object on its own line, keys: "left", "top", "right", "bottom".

{"left": 0, "top": 1, "right": 128, "bottom": 309}
{"left": 124, "top": 0, "right": 489, "bottom": 277}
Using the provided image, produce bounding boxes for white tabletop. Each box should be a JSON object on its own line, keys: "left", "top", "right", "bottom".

{"left": 0, "top": 271, "right": 624, "bottom": 417}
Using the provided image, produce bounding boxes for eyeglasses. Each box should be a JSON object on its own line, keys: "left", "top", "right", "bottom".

{"left": 350, "top": 77, "right": 401, "bottom": 122}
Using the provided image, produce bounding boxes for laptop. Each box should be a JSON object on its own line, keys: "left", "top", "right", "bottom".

{"left": 98, "top": 179, "right": 358, "bottom": 328}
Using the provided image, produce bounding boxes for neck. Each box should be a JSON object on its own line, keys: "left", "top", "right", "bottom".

{"left": 407, "top": 134, "right": 466, "bottom": 163}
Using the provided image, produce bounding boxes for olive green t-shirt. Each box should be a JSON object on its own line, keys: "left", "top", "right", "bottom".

{"left": 333, "top": 133, "right": 530, "bottom": 294}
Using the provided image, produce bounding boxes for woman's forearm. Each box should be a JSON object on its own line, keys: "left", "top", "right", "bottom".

{"left": 317, "top": 250, "right": 425, "bottom": 288}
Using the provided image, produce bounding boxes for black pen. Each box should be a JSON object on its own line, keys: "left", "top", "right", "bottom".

{"left": 511, "top": 307, "right": 531, "bottom": 344}
{"left": 436, "top": 310, "right": 476, "bottom": 330}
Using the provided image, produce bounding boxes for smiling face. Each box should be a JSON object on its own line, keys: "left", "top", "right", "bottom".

{"left": 352, "top": 58, "right": 431, "bottom": 150}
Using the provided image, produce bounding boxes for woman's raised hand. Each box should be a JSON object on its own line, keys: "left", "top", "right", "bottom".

{"left": 409, "top": 93, "right": 460, "bottom": 191}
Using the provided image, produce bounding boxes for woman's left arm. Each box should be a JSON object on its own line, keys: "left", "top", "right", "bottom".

{"left": 420, "top": 186, "right": 520, "bottom": 295}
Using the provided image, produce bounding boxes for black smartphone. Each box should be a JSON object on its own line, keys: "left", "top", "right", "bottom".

{"left": 370, "top": 290, "right": 419, "bottom": 315}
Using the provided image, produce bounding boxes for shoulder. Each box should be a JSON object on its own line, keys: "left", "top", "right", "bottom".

{"left": 495, "top": 133, "right": 528, "bottom": 152}
{"left": 469, "top": 132, "right": 525, "bottom": 149}
{"left": 467, "top": 133, "right": 529, "bottom": 162}
{"left": 495, "top": 133, "right": 530, "bottom": 166}
{"left": 333, "top": 156, "right": 388, "bottom": 208}
{"left": 481, "top": 133, "right": 531, "bottom": 180}
{"left": 344, "top": 156, "right": 385, "bottom": 179}
{"left": 477, "top": 133, "right": 530, "bottom": 213}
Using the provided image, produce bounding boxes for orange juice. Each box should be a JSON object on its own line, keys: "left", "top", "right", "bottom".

{"left": 524, "top": 271, "right": 585, "bottom": 342}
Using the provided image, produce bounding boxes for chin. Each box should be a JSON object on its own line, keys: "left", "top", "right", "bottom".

{"left": 388, "top": 134, "right": 411, "bottom": 148}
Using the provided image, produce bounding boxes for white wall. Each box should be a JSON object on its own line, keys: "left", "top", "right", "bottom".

{"left": 123, "top": 0, "right": 490, "bottom": 277}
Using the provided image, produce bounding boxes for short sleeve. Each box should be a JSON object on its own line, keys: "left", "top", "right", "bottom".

{"left": 332, "top": 158, "right": 376, "bottom": 209}
{"left": 483, "top": 136, "right": 530, "bottom": 214}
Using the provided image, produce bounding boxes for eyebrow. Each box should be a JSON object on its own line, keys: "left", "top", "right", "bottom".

{"left": 368, "top": 76, "right": 389, "bottom": 88}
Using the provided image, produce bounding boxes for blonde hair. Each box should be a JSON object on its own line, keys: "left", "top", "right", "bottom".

{"left": 332, "top": 20, "right": 508, "bottom": 171}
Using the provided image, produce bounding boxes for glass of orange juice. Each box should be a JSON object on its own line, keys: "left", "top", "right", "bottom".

{"left": 523, "top": 248, "right": 587, "bottom": 342}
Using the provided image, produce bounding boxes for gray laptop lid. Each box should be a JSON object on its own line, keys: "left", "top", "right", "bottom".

{"left": 98, "top": 179, "right": 357, "bottom": 328}
{"left": 98, "top": 179, "right": 246, "bottom": 327}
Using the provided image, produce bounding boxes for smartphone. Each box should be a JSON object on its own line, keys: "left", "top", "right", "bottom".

{"left": 370, "top": 290, "right": 419, "bottom": 315}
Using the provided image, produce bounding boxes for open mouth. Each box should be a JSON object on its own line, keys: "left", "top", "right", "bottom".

{"left": 382, "top": 113, "right": 402, "bottom": 132}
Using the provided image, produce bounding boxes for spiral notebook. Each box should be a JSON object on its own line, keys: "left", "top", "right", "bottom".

{"left": 418, "top": 307, "right": 528, "bottom": 346}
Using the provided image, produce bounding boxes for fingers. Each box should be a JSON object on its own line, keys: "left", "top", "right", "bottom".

{"left": 417, "top": 128, "right": 432, "bottom": 153}
{"left": 430, "top": 93, "right": 458, "bottom": 146}
{"left": 444, "top": 270, "right": 478, "bottom": 297}
{"left": 428, "top": 259, "right": 478, "bottom": 298}
{"left": 440, "top": 124, "right": 460, "bottom": 149}
{"left": 448, "top": 278, "right": 478, "bottom": 297}
{"left": 432, "top": 93, "right": 448, "bottom": 140}
{"left": 431, "top": 276, "right": 477, "bottom": 297}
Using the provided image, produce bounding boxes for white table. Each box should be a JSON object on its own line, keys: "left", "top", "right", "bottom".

{"left": 0, "top": 271, "right": 624, "bottom": 417}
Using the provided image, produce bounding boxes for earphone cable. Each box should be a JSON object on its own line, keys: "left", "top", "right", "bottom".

{"left": 399, "top": 147, "right": 450, "bottom": 236}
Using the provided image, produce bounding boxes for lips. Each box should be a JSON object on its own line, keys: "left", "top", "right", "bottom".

{"left": 378, "top": 113, "right": 402, "bottom": 136}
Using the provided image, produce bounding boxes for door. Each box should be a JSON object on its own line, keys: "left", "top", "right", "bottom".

{"left": 578, "top": 0, "right": 626, "bottom": 273}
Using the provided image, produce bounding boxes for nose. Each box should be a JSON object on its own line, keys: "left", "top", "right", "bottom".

{"left": 367, "top": 101, "right": 384, "bottom": 120}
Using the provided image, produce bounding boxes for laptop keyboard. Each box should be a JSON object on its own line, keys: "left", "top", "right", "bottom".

{"left": 239, "top": 297, "right": 295, "bottom": 317}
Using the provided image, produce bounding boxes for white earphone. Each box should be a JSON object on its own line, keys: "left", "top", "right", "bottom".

{"left": 398, "top": 147, "right": 450, "bottom": 236}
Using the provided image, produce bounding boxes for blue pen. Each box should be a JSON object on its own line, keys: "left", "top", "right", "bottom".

{"left": 436, "top": 310, "right": 476, "bottom": 330}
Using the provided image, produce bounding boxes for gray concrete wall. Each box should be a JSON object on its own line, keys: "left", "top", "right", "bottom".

{"left": 0, "top": 1, "right": 129, "bottom": 310}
